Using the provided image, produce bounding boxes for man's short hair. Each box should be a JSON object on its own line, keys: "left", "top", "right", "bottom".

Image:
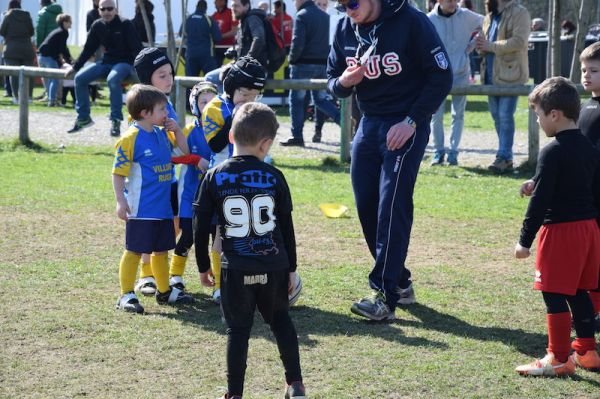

{"left": 126, "top": 84, "right": 168, "bottom": 121}
{"left": 274, "top": 0, "right": 285, "bottom": 11}
{"left": 196, "top": 0, "right": 208, "bottom": 12}
{"left": 231, "top": 102, "right": 279, "bottom": 146}
{"left": 580, "top": 41, "right": 600, "bottom": 63}
{"left": 528, "top": 76, "right": 580, "bottom": 123}
{"left": 240, "top": 0, "right": 251, "bottom": 7}
{"left": 56, "top": 13, "right": 71, "bottom": 26}
{"left": 41, "top": 0, "right": 53, "bottom": 7}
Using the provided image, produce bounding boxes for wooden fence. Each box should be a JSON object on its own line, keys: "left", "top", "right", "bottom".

{"left": 1, "top": 65, "right": 574, "bottom": 164}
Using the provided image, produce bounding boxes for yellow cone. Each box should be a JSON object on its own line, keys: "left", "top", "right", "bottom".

{"left": 319, "top": 203, "right": 349, "bottom": 218}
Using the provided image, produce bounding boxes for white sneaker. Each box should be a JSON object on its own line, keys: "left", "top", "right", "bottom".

{"left": 396, "top": 283, "right": 416, "bottom": 305}
{"left": 169, "top": 275, "right": 186, "bottom": 291}
{"left": 116, "top": 292, "right": 144, "bottom": 314}
{"left": 212, "top": 288, "right": 221, "bottom": 305}
{"left": 135, "top": 276, "right": 157, "bottom": 296}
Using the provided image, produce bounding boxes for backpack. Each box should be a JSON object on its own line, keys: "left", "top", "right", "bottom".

{"left": 260, "top": 15, "right": 286, "bottom": 73}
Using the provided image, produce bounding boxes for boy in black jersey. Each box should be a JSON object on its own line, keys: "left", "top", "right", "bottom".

{"left": 578, "top": 42, "right": 600, "bottom": 331}
{"left": 193, "top": 102, "right": 306, "bottom": 399}
{"left": 515, "top": 77, "right": 600, "bottom": 376}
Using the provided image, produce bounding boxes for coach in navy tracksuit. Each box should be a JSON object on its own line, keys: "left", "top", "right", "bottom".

{"left": 327, "top": 0, "right": 452, "bottom": 320}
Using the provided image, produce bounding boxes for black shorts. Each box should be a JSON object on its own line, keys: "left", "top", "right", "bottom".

{"left": 125, "top": 219, "right": 176, "bottom": 254}
{"left": 221, "top": 268, "right": 289, "bottom": 328}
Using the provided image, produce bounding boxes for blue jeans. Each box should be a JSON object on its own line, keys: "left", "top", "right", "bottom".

{"left": 488, "top": 95, "right": 518, "bottom": 161}
{"left": 430, "top": 74, "right": 469, "bottom": 155}
{"left": 37, "top": 55, "right": 59, "bottom": 103}
{"left": 74, "top": 62, "right": 134, "bottom": 121}
{"left": 289, "top": 64, "right": 340, "bottom": 140}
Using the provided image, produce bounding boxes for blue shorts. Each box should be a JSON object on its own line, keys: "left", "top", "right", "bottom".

{"left": 125, "top": 219, "right": 176, "bottom": 254}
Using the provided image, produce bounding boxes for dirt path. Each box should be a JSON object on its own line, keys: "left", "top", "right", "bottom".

{"left": 0, "top": 107, "right": 550, "bottom": 168}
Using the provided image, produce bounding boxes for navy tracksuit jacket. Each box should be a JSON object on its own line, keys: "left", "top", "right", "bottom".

{"left": 327, "top": 0, "right": 452, "bottom": 308}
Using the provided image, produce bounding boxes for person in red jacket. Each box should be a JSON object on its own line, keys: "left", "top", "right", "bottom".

{"left": 212, "top": 0, "right": 238, "bottom": 66}
{"left": 271, "top": 0, "right": 292, "bottom": 49}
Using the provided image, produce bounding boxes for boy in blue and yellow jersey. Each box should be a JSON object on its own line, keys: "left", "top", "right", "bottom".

{"left": 201, "top": 55, "right": 266, "bottom": 304}
{"left": 131, "top": 47, "right": 180, "bottom": 297}
{"left": 112, "top": 84, "right": 194, "bottom": 314}
{"left": 168, "top": 81, "right": 217, "bottom": 291}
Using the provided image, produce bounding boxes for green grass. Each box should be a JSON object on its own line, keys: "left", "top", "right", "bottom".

{"left": 1, "top": 141, "right": 599, "bottom": 398}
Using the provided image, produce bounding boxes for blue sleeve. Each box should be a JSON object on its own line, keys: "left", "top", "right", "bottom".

{"left": 406, "top": 13, "right": 453, "bottom": 123}
{"left": 326, "top": 18, "right": 354, "bottom": 99}
{"left": 211, "top": 16, "right": 222, "bottom": 42}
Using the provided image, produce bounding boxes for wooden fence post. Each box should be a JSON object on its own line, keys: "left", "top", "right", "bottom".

{"left": 18, "top": 67, "right": 30, "bottom": 144}
{"left": 176, "top": 79, "right": 187, "bottom": 128}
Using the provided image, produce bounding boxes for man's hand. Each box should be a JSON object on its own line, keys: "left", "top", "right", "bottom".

{"left": 386, "top": 120, "right": 415, "bottom": 151}
{"left": 339, "top": 64, "right": 366, "bottom": 88}
{"left": 514, "top": 243, "right": 530, "bottom": 259}
{"left": 63, "top": 65, "right": 75, "bottom": 78}
{"left": 520, "top": 179, "right": 535, "bottom": 197}
{"left": 475, "top": 34, "right": 492, "bottom": 52}
{"left": 199, "top": 270, "right": 215, "bottom": 287}
{"left": 116, "top": 200, "right": 130, "bottom": 221}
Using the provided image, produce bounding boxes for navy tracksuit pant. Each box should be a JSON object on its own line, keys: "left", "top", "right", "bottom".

{"left": 350, "top": 114, "right": 430, "bottom": 308}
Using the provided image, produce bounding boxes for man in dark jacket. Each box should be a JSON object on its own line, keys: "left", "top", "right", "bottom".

{"left": 185, "top": 0, "right": 221, "bottom": 77}
{"left": 204, "top": 0, "right": 267, "bottom": 92}
{"left": 86, "top": 0, "right": 100, "bottom": 32}
{"left": 64, "top": 0, "right": 142, "bottom": 136}
{"left": 280, "top": 0, "right": 339, "bottom": 147}
{"left": 0, "top": 1, "right": 35, "bottom": 103}
{"left": 37, "top": 13, "right": 72, "bottom": 106}
{"left": 327, "top": 0, "right": 452, "bottom": 320}
{"left": 35, "top": 0, "right": 62, "bottom": 47}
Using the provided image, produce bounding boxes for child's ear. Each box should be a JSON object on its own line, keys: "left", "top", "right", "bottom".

{"left": 140, "top": 108, "right": 150, "bottom": 119}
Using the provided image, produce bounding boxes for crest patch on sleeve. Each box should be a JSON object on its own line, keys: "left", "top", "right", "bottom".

{"left": 434, "top": 52, "right": 449, "bottom": 70}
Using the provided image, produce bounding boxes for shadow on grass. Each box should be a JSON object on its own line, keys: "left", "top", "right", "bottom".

{"left": 156, "top": 299, "right": 447, "bottom": 350}
{"left": 275, "top": 157, "right": 350, "bottom": 173}
{"left": 460, "top": 164, "right": 536, "bottom": 179}
{"left": 401, "top": 303, "right": 547, "bottom": 357}
{"left": 0, "top": 138, "right": 113, "bottom": 157}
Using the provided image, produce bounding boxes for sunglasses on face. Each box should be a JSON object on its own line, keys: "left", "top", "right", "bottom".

{"left": 335, "top": 0, "right": 360, "bottom": 12}
{"left": 99, "top": 7, "right": 115, "bottom": 12}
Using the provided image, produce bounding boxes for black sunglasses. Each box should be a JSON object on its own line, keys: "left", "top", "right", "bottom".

{"left": 99, "top": 7, "right": 115, "bottom": 12}
{"left": 335, "top": 0, "right": 360, "bottom": 12}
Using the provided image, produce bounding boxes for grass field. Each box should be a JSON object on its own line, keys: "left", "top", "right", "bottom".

{"left": 1, "top": 137, "right": 599, "bottom": 399}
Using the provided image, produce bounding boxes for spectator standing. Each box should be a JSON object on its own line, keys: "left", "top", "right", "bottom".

{"left": 212, "top": 0, "right": 238, "bottom": 66}
{"left": 271, "top": 0, "right": 293, "bottom": 49}
{"left": 476, "top": 0, "right": 530, "bottom": 173}
{"left": 86, "top": 0, "right": 100, "bottom": 32}
{"left": 428, "top": 0, "right": 483, "bottom": 166}
{"left": 531, "top": 17, "right": 545, "bottom": 32}
{"left": 35, "top": 0, "right": 62, "bottom": 48}
{"left": 204, "top": 0, "right": 268, "bottom": 91}
{"left": 64, "top": 0, "right": 143, "bottom": 136}
{"left": 133, "top": 0, "right": 156, "bottom": 45}
{"left": 37, "top": 13, "right": 72, "bottom": 107}
{"left": 0, "top": 0, "right": 35, "bottom": 104}
{"left": 280, "top": 0, "right": 340, "bottom": 147}
{"left": 327, "top": 0, "right": 452, "bottom": 320}
{"left": 185, "top": 0, "right": 221, "bottom": 78}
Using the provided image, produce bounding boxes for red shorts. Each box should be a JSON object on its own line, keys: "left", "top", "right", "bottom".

{"left": 534, "top": 219, "right": 600, "bottom": 295}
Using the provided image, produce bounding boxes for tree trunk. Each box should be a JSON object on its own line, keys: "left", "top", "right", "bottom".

{"left": 547, "top": 0, "right": 562, "bottom": 77}
{"left": 570, "top": 0, "right": 597, "bottom": 82}
{"left": 164, "top": 0, "right": 177, "bottom": 66}
{"left": 175, "top": 0, "right": 189, "bottom": 75}
{"left": 137, "top": 0, "right": 154, "bottom": 47}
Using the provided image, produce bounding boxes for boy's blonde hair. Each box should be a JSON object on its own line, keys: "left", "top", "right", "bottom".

{"left": 231, "top": 102, "right": 279, "bottom": 146}
{"left": 528, "top": 77, "right": 580, "bottom": 123}
{"left": 580, "top": 41, "right": 600, "bottom": 63}
{"left": 126, "top": 84, "right": 168, "bottom": 121}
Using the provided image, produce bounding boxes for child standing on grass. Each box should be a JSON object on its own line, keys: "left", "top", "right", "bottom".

{"left": 112, "top": 84, "right": 194, "bottom": 314}
{"left": 577, "top": 41, "right": 600, "bottom": 332}
{"left": 515, "top": 77, "right": 600, "bottom": 376}
{"left": 131, "top": 47, "right": 181, "bottom": 297}
{"left": 168, "top": 81, "right": 216, "bottom": 289}
{"left": 193, "top": 102, "right": 306, "bottom": 399}
{"left": 200, "top": 55, "right": 266, "bottom": 304}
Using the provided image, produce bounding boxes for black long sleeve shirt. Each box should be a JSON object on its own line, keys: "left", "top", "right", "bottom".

{"left": 38, "top": 26, "right": 71, "bottom": 64}
{"left": 73, "top": 16, "right": 142, "bottom": 71}
{"left": 578, "top": 97, "right": 600, "bottom": 148}
{"left": 519, "top": 129, "right": 600, "bottom": 248}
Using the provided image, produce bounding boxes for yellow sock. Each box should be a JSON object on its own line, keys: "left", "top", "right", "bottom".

{"left": 139, "top": 261, "right": 153, "bottom": 278}
{"left": 169, "top": 254, "right": 187, "bottom": 277}
{"left": 211, "top": 250, "right": 221, "bottom": 289}
{"left": 151, "top": 253, "right": 170, "bottom": 293}
{"left": 119, "top": 251, "right": 141, "bottom": 295}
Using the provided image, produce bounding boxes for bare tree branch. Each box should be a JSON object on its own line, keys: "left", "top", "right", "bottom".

{"left": 137, "top": 0, "right": 154, "bottom": 47}
{"left": 570, "top": 0, "right": 597, "bottom": 82}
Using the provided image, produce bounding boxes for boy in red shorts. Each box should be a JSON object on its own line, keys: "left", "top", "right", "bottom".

{"left": 515, "top": 76, "right": 600, "bottom": 376}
